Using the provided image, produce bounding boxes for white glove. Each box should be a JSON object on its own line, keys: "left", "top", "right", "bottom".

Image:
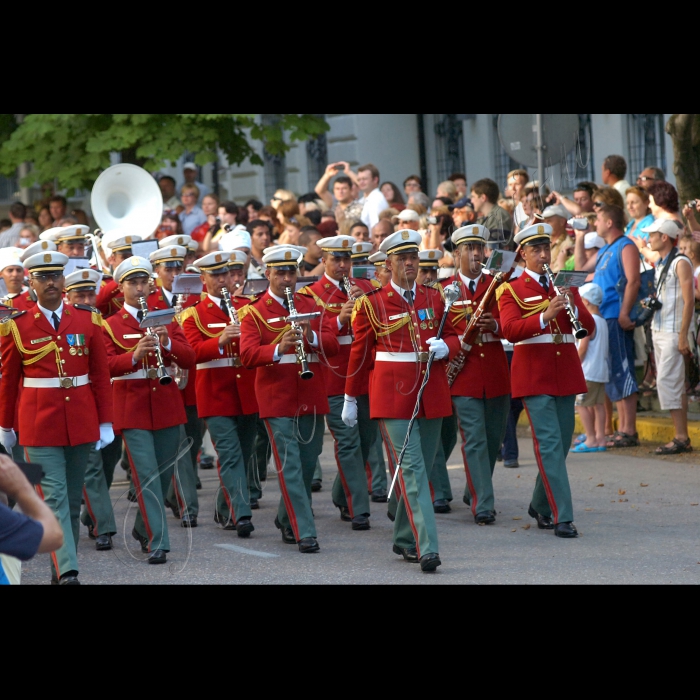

{"left": 342, "top": 395, "right": 358, "bottom": 428}
{"left": 426, "top": 337, "right": 449, "bottom": 360}
{"left": 95, "top": 423, "right": 115, "bottom": 451}
{"left": 0, "top": 428, "right": 16, "bottom": 453}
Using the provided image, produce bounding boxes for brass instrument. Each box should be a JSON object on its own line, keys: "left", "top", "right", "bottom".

{"left": 220, "top": 287, "right": 240, "bottom": 325}
{"left": 284, "top": 286, "right": 318, "bottom": 380}
{"left": 542, "top": 264, "right": 588, "bottom": 340}
{"left": 138, "top": 296, "right": 173, "bottom": 385}
{"left": 169, "top": 294, "right": 189, "bottom": 389}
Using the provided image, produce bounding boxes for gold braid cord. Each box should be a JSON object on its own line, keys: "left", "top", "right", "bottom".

{"left": 245, "top": 304, "right": 290, "bottom": 345}
{"left": 103, "top": 319, "right": 139, "bottom": 352}
{"left": 352, "top": 295, "right": 410, "bottom": 338}
{"left": 496, "top": 282, "right": 550, "bottom": 319}
{"left": 4, "top": 320, "right": 62, "bottom": 374}
{"left": 181, "top": 306, "right": 221, "bottom": 339}
{"left": 303, "top": 287, "right": 340, "bottom": 314}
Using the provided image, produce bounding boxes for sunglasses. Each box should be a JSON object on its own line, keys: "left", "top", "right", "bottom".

{"left": 32, "top": 272, "right": 63, "bottom": 281}
{"left": 637, "top": 176, "right": 656, "bottom": 183}
{"left": 593, "top": 201, "right": 605, "bottom": 207}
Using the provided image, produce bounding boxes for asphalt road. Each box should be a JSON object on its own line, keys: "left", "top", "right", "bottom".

{"left": 20, "top": 430, "right": 700, "bottom": 585}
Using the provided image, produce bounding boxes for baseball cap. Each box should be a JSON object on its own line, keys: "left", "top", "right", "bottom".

{"left": 448, "top": 196, "right": 473, "bottom": 211}
{"left": 391, "top": 209, "right": 420, "bottom": 223}
{"left": 182, "top": 162, "right": 197, "bottom": 171}
{"left": 579, "top": 282, "right": 603, "bottom": 306}
{"left": 584, "top": 232, "right": 606, "bottom": 249}
{"left": 542, "top": 204, "right": 570, "bottom": 220}
{"left": 641, "top": 218, "right": 684, "bottom": 239}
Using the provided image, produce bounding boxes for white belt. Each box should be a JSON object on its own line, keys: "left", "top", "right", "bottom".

{"left": 515, "top": 334, "right": 575, "bottom": 346}
{"left": 338, "top": 336, "right": 353, "bottom": 345}
{"left": 375, "top": 351, "right": 429, "bottom": 363}
{"left": 279, "top": 353, "right": 319, "bottom": 364}
{"left": 196, "top": 357, "right": 242, "bottom": 370}
{"left": 112, "top": 369, "right": 149, "bottom": 381}
{"left": 461, "top": 332, "right": 500, "bottom": 351}
{"left": 24, "top": 374, "right": 90, "bottom": 389}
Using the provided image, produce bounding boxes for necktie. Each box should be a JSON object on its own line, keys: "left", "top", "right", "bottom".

{"left": 469, "top": 280, "right": 476, "bottom": 295}
{"left": 404, "top": 290, "right": 414, "bottom": 305}
{"left": 137, "top": 309, "right": 144, "bottom": 323}
{"left": 539, "top": 275, "right": 549, "bottom": 292}
{"left": 51, "top": 312, "right": 60, "bottom": 331}
{"left": 220, "top": 298, "right": 230, "bottom": 317}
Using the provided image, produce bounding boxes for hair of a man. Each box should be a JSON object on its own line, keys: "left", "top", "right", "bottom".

{"left": 471, "top": 178, "right": 500, "bottom": 204}
{"left": 358, "top": 163, "right": 380, "bottom": 181}
{"left": 599, "top": 204, "right": 625, "bottom": 231}
{"left": 603, "top": 154, "right": 627, "bottom": 179}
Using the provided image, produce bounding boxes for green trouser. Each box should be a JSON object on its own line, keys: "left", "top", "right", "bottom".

{"left": 327, "top": 395, "right": 371, "bottom": 518}
{"left": 379, "top": 421, "right": 399, "bottom": 520}
{"left": 80, "top": 445, "right": 117, "bottom": 536}
{"left": 265, "top": 414, "right": 325, "bottom": 541}
{"left": 247, "top": 417, "right": 270, "bottom": 499}
{"left": 453, "top": 394, "right": 510, "bottom": 515}
{"left": 381, "top": 417, "right": 442, "bottom": 558}
{"left": 165, "top": 425, "right": 199, "bottom": 517}
{"left": 100, "top": 434, "right": 122, "bottom": 488}
{"left": 123, "top": 426, "right": 180, "bottom": 552}
{"left": 430, "top": 410, "right": 458, "bottom": 502}
{"left": 26, "top": 443, "right": 93, "bottom": 579}
{"left": 313, "top": 459, "right": 322, "bottom": 482}
{"left": 184, "top": 404, "right": 204, "bottom": 486}
{"left": 522, "top": 394, "right": 576, "bottom": 524}
{"left": 209, "top": 413, "right": 257, "bottom": 522}
{"left": 359, "top": 394, "right": 386, "bottom": 493}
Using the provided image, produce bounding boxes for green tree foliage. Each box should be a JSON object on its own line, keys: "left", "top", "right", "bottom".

{"left": 666, "top": 114, "right": 700, "bottom": 203}
{"left": 0, "top": 114, "right": 328, "bottom": 194}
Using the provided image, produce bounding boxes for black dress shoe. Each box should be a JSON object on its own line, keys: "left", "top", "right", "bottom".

{"left": 95, "top": 534, "right": 112, "bottom": 551}
{"left": 387, "top": 510, "right": 395, "bottom": 522}
{"left": 554, "top": 522, "right": 578, "bottom": 538}
{"left": 311, "top": 479, "right": 322, "bottom": 492}
{"left": 196, "top": 480, "right": 202, "bottom": 490}
{"left": 298, "top": 537, "right": 320, "bottom": 553}
{"left": 419, "top": 553, "right": 441, "bottom": 572}
{"left": 334, "top": 503, "right": 352, "bottom": 522}
{"left": 351, "top": 514, "right": 370, "bottom": 531}
{"left": 462, "top": 495, "right": 471, "bottom": 506}
{"left": 474, "top": 510, "right": 496, "bottom": 525}
{"left": 250, "top": 497, "right": 259, "bottom": 510}
{"left": 59, "top": 573, "right": 81, "bottom": 585}
{"left": 126, "top": 490, "right": 138, "bottom": 503}
{"left": 181, "top": 513, "right": 197, "bottom": 528}
{"left": 433, "top": 499, "right": 452, "bottom": 514}
{"left": 274, "top": 516, "right": 296, "bottom": 544}
{"left": 236, "top": 518, "right": 255, "bottom": 538}
{"left": 148, "top": 549, "right": 167, "bottom": 565}
{"left": 132, "top": 527, "right": 149, "bottom": 553}
{"left": 392, "top": 544, "right": 419, "bottom": 562}
{"left": 87, "top": 522, "right": 96, "bottom": 540}
{"left": 528, "top": 504, "right": 554, "bottom": 530}
{"left": 371, "top": 488, "right": 388, "bottom": 503}
{"left": 164, "top": 499, "right": 181, "bottom": 519}
{"left": 199, "top": 454, "right": 215, "bottom": 470}
{"left": 214, "top": 512, "right": 236, "bottom": 530}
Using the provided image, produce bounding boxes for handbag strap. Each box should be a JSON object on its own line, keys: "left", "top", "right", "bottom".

{"left": 654, "top": 247, "right": 678, "bottom": 296}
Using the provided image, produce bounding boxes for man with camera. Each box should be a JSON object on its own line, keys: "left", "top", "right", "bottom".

{"left": 642, "top": 219, "right": 695, "bottom": 454}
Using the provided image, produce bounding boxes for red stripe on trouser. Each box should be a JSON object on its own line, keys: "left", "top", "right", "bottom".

{"left": 428, "top": 481, "right": 435, "bottom": 501}
{"left": 397, "top": 465, "right": 422, "bottom": 559}
{"left": 35, "top": 480, "right": 60, "bottom": 577}
{"left": 172, "top": 473, "right": 186, "bottom": 515}
{"left": 327, "top": 426, "right": 354, "bottom": 517}
{"left": 264, "top": 419, "right": 300, "bottom": 541}
{"left": 123, "top": 440, "right": 154, "bottom": 545}
{"left": 211, "top": 437, "right": 236, "bottom": 524}
{"left": 82, "top": 485, "right": 101, "bottom": 536}
{"left": 378, "top": 420, "right": 402, "bottom": 498}
{"left": 365, "top": 462, "right": 372, "bottom": 492}
{"left": 458, "top": 421, "right": 478, "bottom": 515}
{"left": 523, "top": 401, "right": 559, "bottom": 523}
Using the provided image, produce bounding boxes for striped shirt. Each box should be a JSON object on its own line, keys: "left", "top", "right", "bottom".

{"left": 652, "top": 252, "right": 693, "bottom": 334}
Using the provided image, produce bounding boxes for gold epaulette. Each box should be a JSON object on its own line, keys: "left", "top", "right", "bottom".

{"left": 237, "top": 304, "right": 253, "bottom": 321}
{"left": 297, "top": 286, "right": 312, "bottom": 296}
{"left": 91, "top": 312, "right": 103, "bottom": 327}
{"left": 0, "top": 318, "right": 13, "bottom": 336}
{"left": 179, "top": 306, "right": 197, "bottom": 324}
{"left": 370, "top": 279, "right": 381, "bottom": 288}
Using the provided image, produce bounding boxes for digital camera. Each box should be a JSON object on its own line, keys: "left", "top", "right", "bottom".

{"left": 636, "top": 295, "right": 662, "bottom": 325}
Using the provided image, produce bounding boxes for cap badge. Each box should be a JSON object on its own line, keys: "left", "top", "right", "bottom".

{"left": 43, "top": 254, "right": 51, "bottom": 263}
{"left": 82, "top": 271, "right": 89, "bottom": 279}
{"left": 171, "top": 248, "right": 177, "bottom": 256}
{"left": 177, "top": 237, "right": 184, "bottom": 244}
{"left": 342, "top": 239, "right": 349, "bottom": 248}
{"left": 285, "top": 251, "right": 292, "bottom": 260}
{"left": 429, "top": 251, "right": 435, "bottom": 259}
{"left": 401, "top": 231, "right": 409, "bottom": 240}
{"left": 130, "top": 257, "right": 139, "bottom": 266}
{"left": 41, "top": 241, "right": 49, "bottom": 249}
{"left": 473, "top": 226, "right": 478, "bottom": 234}
{"left": 215, "top": 254, "right": 222, "bottom": 263}
{"left": 125, "top": 236, "right": 132, "bottom": 244}
{"left": 538, "top": 225, "right": 544, "bottom": 234}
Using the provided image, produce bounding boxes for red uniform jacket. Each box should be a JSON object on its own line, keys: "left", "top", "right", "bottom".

{"left": 298, "top": 274, "right": 357, "bottom": 397}
{"left": 95, "top": 278, "right": 124, "bottom": 318}
{"left": 182, "top": 295, "right": 258, "bottom": 419}
{"left": 443, "top": 274, "right": 511, "bottom": 399}
{"left": 102, "top": 310, "right": 196, "bottom": 432}
{"left": 0, "top": 304, "right": 113, "bottom": 446}
{"left": 239, "top": 289, "right": 339, "bottom": 419}
{"left": 345, "top": 283, "right": 453, "bottom": 420}
{"left": 147, "top": 287, "right": 201, "bottom": 407}
{"left": 4, "top": 290, "right": 35, "bottom": 313}
{"left": 498, "top": 273, "right": 594, "bottom": 398}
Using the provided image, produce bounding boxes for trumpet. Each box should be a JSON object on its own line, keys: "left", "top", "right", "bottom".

{"left": 284, "top": 286, "right": 317, "bottom": 380}
{"left": 138, "top": 296, "right": 173, "bottom": 385}
{"left": 542, "top": 264, "right": 588, "bottom": 340}
{"left": 220, "top": 287, "right": 240, "bottom": 325}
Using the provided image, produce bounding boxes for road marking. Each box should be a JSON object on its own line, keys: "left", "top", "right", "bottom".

{"left": 214, "top": 543, "right": 280, "bottom": 558}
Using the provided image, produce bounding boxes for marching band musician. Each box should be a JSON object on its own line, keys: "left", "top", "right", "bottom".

{"left": 62, "top": 268, "right": 118, "bottom": 551}
{"left": 343, "top": 229, "right": 455, "bottom": 572}
{"left": 148, "top": 242, "right": 201, "bottom": 527}
{"left": 102, "top": 256, "right": 195, "bottom": 564}
{"left": 95, "top": 230, "right": 143, "bottom": 317}
{"left": 40, "top": 224, "right": 90, "bottom": 259}
{"left": 0, "top": 251, "right": 113, "bottom": 585}
{"left": 369, "top": 251, "right": 391, "bottom": 288}
{"left": 181, "top": 251, "right": 258, "bottom": 537}
{"left": 239, "top": 245, "right": 339, "bottom": 554}
{"left": 443, "top": 225, "right": 511, "bottom": 524}
{"left": 298, "top": 235, "right": 372, "bottom": 531}
{"left": 17, "top": 240, "right": 58, "bottom": 309}
{"left": 416, "top": 249, "right": 443, "bottom": 287}
{"left": 0, "top": 247, "right": 31, "bottom": 311}
{"left": 497, "top": 223, "right": 594, "bottom": 538}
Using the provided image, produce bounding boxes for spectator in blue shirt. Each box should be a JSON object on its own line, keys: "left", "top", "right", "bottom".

{"left": 178, "top": 184, "right": 207, "bottom": 237}
{"left": 626, "top": 185, "right": 657, "bottom": 265}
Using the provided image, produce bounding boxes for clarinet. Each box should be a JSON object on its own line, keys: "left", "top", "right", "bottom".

{"left": 341, "top": 275, "right": 355, "bottom": 341}
{"left": 542, "top": 264, "right": 588, "bottom": 339}
{"left": 220, "top": 287, "right": 240, "bottom": 325}
{"left": 138, "top": 296, "right": 173, "bottom": 385}
{"left": 284, "top": 286, "right": 314, "bottom": 380}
